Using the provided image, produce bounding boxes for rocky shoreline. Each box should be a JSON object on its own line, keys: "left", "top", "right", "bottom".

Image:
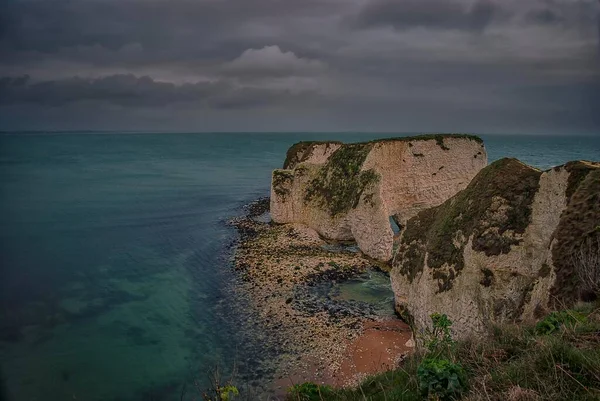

{"left": 224, "top": 136, "right": 599, "bottom": 399}
{"left": 229, "top": 198, "right": 412, "bottom": 394}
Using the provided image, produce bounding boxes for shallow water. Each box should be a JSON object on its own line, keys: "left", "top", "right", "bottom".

{"left": 1, "top": 132, "right": 598, "bottom": 401}
{"left": 331, "top": 270, "right": 396, "bottom": 318}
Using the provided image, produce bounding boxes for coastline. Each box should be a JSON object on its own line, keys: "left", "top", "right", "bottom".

{"left": 229, "top": 198, "right": 412, "bottom": 396}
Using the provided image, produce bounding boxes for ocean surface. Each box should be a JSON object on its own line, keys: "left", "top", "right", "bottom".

{"left": 1, "top": 132, "right": 599, "bottom": 401}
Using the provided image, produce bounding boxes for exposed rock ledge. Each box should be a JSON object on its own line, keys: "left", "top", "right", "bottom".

{"left": 391, "top": 158, "right": 600, "bottom": 339}
{"left": 271, "top": 135, "right": 487, "bottom": 261}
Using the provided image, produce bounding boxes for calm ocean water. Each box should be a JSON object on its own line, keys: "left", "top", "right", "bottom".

{"left": 1, "top": 132, "right": 599, "bottom": 401}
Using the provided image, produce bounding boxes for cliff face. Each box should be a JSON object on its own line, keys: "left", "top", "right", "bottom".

{"left": 390, "top": 159, "right": 600, "bottom": 338}
{"left": 271, "top": 135, "right": 487, "bottom": 261}
{"left": 283, "top": 141, "right": 343, "bottom": 169}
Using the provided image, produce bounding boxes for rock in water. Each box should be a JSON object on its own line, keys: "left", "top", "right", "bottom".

{"left": 390, "top": 158, "right": 600, "bottom": 338}
{"left": 271, "top": 135, "right": 487, "bottom": 261}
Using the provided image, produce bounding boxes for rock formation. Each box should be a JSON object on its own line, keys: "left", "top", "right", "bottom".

{"left": 271, "top": 135, "right": 487, "bottom": 261}
{"left": 390, "top": 158, "right": 600, "bottom": 338}
{"left": 283, "top": 141, "right": 343, "bottom": 169}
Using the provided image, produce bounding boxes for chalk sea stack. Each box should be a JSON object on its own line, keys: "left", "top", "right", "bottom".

{"left": 391, "top": 159, "right": 600, "bottom": 338}
{"left": 270, "top": 134, "right": 487, "bottom": 261}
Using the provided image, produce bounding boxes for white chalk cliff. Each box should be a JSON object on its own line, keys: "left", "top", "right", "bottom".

{"left": 270, "top": 135, "right": 487, "bottom": 261}
{"left": 390, "top": 159, "right": 600, "bottom": 338}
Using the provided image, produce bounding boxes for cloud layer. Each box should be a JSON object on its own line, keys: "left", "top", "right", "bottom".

{"left": 1, "top": 0, "right": 598, "bottom": 133}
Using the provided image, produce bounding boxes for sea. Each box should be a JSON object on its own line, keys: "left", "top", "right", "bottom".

{"left": 1, "top": 132, "right": 599, "bottom": 401}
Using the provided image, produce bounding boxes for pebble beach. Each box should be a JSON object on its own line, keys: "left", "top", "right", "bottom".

{"left": 229, "top": 198, "right": 413, "bottom": 395}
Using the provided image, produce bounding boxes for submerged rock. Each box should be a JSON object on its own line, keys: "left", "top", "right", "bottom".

{"left": 271, "top": 134, "right": 487, "bottom": 261}
{"left": 390, "top": 158, "right": 600, "bottom": 338}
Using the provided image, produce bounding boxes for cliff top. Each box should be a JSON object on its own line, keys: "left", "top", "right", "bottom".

{"left": 363, "top": 133, "right": 483, "bottom": 145}
{"left": 283, "top": 134, "right": 484, "bottom": 169}
{"left": 284, "top": 141, "right": 343, "bottom": 169}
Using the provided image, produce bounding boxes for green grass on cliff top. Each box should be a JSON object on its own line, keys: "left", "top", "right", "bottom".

{"left": 283, "top": 134, "right": 484, "bottom": 169}
{"left": 286, "top": 134, "right": 484, "bottom": 149}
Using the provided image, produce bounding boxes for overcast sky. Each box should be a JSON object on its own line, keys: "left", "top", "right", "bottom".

{"left": 1, "top": 0, "right": 599, "bottom": 134}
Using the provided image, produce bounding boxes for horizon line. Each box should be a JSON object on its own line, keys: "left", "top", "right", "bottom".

{"left": 1, "top": 130, "right": 598, "bottom": 137}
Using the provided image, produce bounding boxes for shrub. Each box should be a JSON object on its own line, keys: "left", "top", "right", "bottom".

{"left": 535, "top": 310, "right": 587, "bottom": 335}
{"left": 417, "top": 357, "right": 466, "bottom": 400}
{"left": 425, "top": 313, "right": 456, "bottom": 355}
{"left": 417, "top": 314, "right": 466, "bottom": 400}
{"left": 217, "top": 385, "right": 239, "bottom": 401}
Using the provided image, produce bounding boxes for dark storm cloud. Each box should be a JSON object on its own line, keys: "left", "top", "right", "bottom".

{"left": 0, "top": 0, "right": 341, "bottom": 62}
{"left": 0, "top": 0, "right": 599, "bottom": 133}
{"left": 208, "top": 87, "right": 303, "bottom": 109}
{"left": 352, "top": 0, "right": 497, "bottom": 32}
{"left": 0, "top": 74, "right": 310, "bottom": 109}
{"left": 0, "top": 75, "right": 214, "bottom": 107}
{"left": 526, "top": 7, "right": 565, "bottom": 24}
{"left": 351, "top": 0, "right": 599, "bottom": 32}
{"left": 523, "top": 0, "right": 599, "bottom": 28}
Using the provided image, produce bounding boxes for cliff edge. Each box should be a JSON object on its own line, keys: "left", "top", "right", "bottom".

{"left": 391, "top": 158, "right": 600, "bottom": 338}
{"left": 270, "top": 135, "right": 487, "bottom": 261}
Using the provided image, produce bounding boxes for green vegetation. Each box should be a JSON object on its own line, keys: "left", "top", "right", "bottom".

{"left": 424, "top": 313, "right": 456, "bottom": 354}
{"left": 417, "top": 358, "right": 465, "bottom": 400}
{"left": 285, "top": 304, "right": 600, "bottom": 400}
{"left": 283, "top": 134, "right": 483, "bottom": 170}
{"left": 392, "top": 160, "right": 598, "bottom": 303}
{"left": 304, "top": 143, "right": 380, "bottom": 217}
{"left": 535, "top": 310, "right": 587, "bottom": 335}
{"left": 216, "top": 385, "right": 239, "bottom": 401}
{"left": 563, "top": 161, "right": 596, "bottom": 199}
{"left": 417, "top": 314, "right": 465, "bottom": 400}
{"left": 281, "top": 134, "right": 484, "bottom": 218}
{"left": 288, "top": 382, "right": 336, "bottom": 400}
{"left": 184, "top": 367, "right": 240, "bottom": 401}
{"left": 273, "top": 169, "right": 295, "bottom": 197}
{"left": 363, "top": 133, "right": 484, "bottom": 147}
{"left": 284, "top": 141, "right": 343, "bottom": 169}
{"left": 396, "top": 158, "right": 541, "bottom": 292}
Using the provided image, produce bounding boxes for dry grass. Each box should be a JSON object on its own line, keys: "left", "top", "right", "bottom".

{"left": 573, "top": 234, "right": 600, "bottom": 296}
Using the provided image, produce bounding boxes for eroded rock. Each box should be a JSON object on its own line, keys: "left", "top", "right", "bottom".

{"left": 390, "top": 158, "right": 600, "bottom": 338}
{"left": 271, "top": 135, "right": 487, "bottom": 261}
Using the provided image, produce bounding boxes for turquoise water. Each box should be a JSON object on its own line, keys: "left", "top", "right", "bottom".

{"left": 1, "top": 132, "right": 599, "bottom": 401}
{"left": 332, "top": 270, "right": 396, "bottom": 318}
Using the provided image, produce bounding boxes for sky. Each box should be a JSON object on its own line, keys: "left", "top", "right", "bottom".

{"left": 0, "top": 0, "right": 599, "bottom": 134}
